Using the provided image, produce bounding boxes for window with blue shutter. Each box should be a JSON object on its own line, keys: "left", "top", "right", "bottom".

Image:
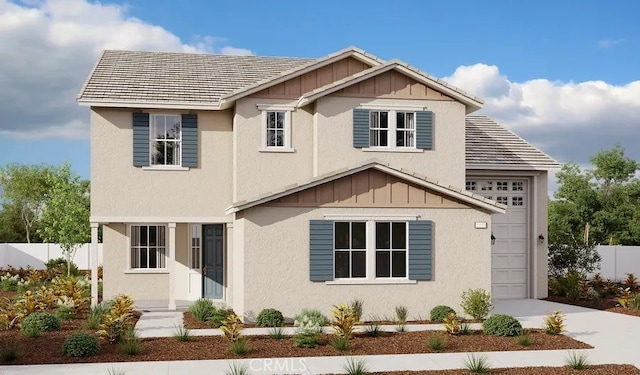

{"left": 408, "top": 220, "right": 433, "bottom": 280}
{"left": 352, "top": 108, "right": 370, "bottom": 148}
{"left": 181, "top": 114, "right": 198, "bottom": 168}
{"left": 415, "top": 111, "right": 433, "bottom": 150}
{"left": 309, "top": 220, "right": 334, "bottom": 281}
{"left": 132, "top": 112, "right": 150, "bottom": 167}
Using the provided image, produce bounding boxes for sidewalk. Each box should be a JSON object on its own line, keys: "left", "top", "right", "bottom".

{"left": 1, "top": 299, "right": 638, "bottom": 374}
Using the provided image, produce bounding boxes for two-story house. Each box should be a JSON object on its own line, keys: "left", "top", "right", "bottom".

{"left": 77, "top": 47, "right": 559, "bottom": 319}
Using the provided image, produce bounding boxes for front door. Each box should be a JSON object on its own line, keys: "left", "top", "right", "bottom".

{"left": 203, "top": 224, "right": 224, "bottom": 299}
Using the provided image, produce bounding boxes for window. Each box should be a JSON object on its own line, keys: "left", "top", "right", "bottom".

{"left": 512, "top": 196, "right": 524, "bottom": 206}
{"left": 334, "top": 222, "right": 366, "bottom": 278}
{"left": 369, "top": 111, "right": 389, "bottom": 147}
{"left": 369, "top": 110, "right": 417, "bottom": 149}
{"left": 190, "top": 225, "right": 201, "bottom": 270}
{"left": 480, "top": 181, "right": 493, "bottom": 191}
{"left": 496, "top": 181, "right": 509, "bottom": 191}
{"left": 150, "top": 115, "right": 181, "bottom": 166}
{"left": 265, "top": 111, "right": 286, "bottom": 147}
{"left": 496, "top": 196, "right": 508, "bottom": 205}
{"left": 375, "top": 222, "right": 407, "bottom": 278}
{"left": 130, "top": 225, "right": 166, "bottom": 269}
{"left": 512, "top": 182, "right": 524, "bottom": 191}
{"left": 466, "top": 181, "right": 477, "bottom": 191}
{"left": 396, "top": 112, "right": 415, "bottom": 148}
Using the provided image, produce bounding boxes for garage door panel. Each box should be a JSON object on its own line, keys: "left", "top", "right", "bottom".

{"left": 468, "top": 178, "right": 529, "bottom": 300}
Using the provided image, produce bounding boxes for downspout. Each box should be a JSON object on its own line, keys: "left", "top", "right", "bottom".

{"left": 532, "top": 175, "right": 538, "bottom": 299}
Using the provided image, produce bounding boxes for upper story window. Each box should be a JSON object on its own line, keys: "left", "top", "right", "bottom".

{"left": 353, "top": 108, "right": 432, "bottom": 151}
{"left": 151, "top": 115, "right": 182, "bottom": 166}
{"left": 257, "top": 105, "right": 294, "bottom": 152}
{"left": 266, "top": 111, "right": 286, "bottom": 147}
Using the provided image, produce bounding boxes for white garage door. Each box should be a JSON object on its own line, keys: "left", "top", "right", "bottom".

{"left": 466, "top": 179, "right": 529, "bottom": 299}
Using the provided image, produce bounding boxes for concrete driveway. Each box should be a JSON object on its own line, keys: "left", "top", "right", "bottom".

{"left": 0, "top": 299, "right": 638, "bottom": 374}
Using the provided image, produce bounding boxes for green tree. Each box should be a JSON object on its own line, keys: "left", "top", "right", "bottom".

{"left": 549, "top": 145, "right": 640, "bottom": 275}
{"left": 0, "top": 164, "right": 56, "bottom": 242}
{"left": 38, "top": 162, "right": 90, "bottom": 276}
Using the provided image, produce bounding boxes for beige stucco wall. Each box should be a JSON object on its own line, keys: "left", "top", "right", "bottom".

{"left": 315, "top": 97, "right": 467, "bottom": 188}
{"left": 234, "top": 206, "right": 492, "bottom": 321}
{"left": 102, "top": 223, "right": 190, "bottom": 301}
{"left": 90, "top": 107, "right": 233, "bottom": 219}
{"left": 233, "top": 98, "right": 314, "bottom": 201}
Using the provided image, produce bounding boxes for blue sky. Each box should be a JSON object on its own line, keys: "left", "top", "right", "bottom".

{"left": 1, "top": 0, "right": 639, "bottom": 183}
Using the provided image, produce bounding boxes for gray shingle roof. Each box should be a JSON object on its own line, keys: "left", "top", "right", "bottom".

{"left": 77, "top": 50, "right": 313, "bottom": 105}
{"left": 466, "top": 115, "right": 560, "bottom": 169}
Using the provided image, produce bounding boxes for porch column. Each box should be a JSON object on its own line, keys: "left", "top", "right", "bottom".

{"left": 90, "top": 222, "right": 99, "bottom": 306}
{"left": 168, "top": 222, "right": 177, "bottom": 310}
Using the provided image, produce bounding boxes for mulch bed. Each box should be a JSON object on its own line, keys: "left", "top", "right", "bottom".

{"left": 545, "top": 295, "right": 640, "bottom": 318}
{"left": 374, "top": 365, "right": 640, "bottom": 374}
{"left": 0, "top": 329, "right": 590, "bottom": 365}
{"left": 0, "top": 290, "right": 17, "bottom": 300}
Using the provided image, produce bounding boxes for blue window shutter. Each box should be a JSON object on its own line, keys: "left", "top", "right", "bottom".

{"left": 132, "top": 112, "right": 150, "bottom": 167}
{"left": 408, "top": 220, "right": 433, "bottom": 280}
{"left": 352, "top": 108, "right": 370, "bottom": 148}
{"left": 416, "top": 111, "right": 433, "bottom": 150}
{"left": 309, "top": 220, "right": 334, "bottom": 281}
{"left": 181, "top": 114, "right": 198, "bottom": 168}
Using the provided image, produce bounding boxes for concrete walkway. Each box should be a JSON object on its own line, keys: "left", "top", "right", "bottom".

{"left": 1, "top": 299, "right": 639, "bottom": 374}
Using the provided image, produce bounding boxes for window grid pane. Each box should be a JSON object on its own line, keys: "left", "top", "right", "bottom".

{"left": 376, "top": 221, "right": 407, "bottom": 278}
{"left": 150, "top": 115, "right": 182, "bottom": 166}
{"left": 334, "top": 221, "right": 367, "bottom": 278}
{"left": 190, "top": 225, "right": 201, "bottom": 269}
{"left": 130, "top": 225, "right": 166, "bottom": 269}
{"left": 369, "top": 111, "right": 389, "bottom": 147}
{"left": 266, "top": 111, "right": 286, "bottom": 147}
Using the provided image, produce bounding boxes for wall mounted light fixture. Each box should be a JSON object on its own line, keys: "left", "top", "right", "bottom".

{"left": 538, "top": 234, "right": 545, "bottom": 244}
{"left": 491, "top": 233, "right": 496, "bottom": 245}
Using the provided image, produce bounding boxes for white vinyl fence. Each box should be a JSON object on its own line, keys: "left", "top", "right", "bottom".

{"left": 595, "top": 245, "right": 640, "bottom": 281}
{"left": 0, "top": 243, "right": 103, "bottom": 270}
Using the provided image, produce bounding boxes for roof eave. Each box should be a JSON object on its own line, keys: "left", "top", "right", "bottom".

{"left": 466, "top": 163, "right": 562, "bottom": 171}
{"left": 77, "top": 99, "right": 221, "bottom": 110}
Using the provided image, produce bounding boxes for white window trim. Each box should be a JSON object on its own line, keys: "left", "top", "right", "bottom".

{"left": 330, "top": 219, "right": 413, "bottom": 284}
{"left": 364, "top": 109, "right": 418, "bottom": 151}
{"left": 127, "top": 224, "right": 168, "bottom": 272}
{"left": 149, "top": 114, "right": 183, "bottom": 167}
{"left": 258, "top": 105, "right": 294, "bottom": 151}
{"left": 142, "top": 166, "right": 190, "bottom": 171}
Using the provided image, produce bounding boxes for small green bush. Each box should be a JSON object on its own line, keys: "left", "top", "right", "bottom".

{"left": 268, "top": 326, "right": 285, "bottom": 339}
{"left": 293, "top": 332, "right": 322, "bottom": 348}
{"left": 120, "top": 328, "right": 143, "bottom": 355}
{"left": 45, "top": 257, "right": 80, "bottom": 277}
{"left": 427, "top": 336, "right": 445, "bottom": 351}
{"left": 350, "top": 299, "right": 364, "bottom": 322}
{"left": 516, "top": 334, "right": 532, "bottom": 346}
{"left": 463, "top": 353, "right": 491, "bottom": 373}
{"left": 629, "top": 294, "right": 640, "bottom": 310}
{"left": 62, "top": 332, "right": 100, "bottom": 357}
{"left": 343, "top": 357, "right": 369, "bottom": 375}
{"left": 174, "top": 325, "right": 192, "bottom": 342}
{"left": 22, "top": 323, "right": 42, "bottom": 338}
{"left": 483, "top": 314, "right": 523, "bottom": 337}
{"left": 430, "top": 305, "right": 456, "bottom": 322}
{"left": 55, "top": 306, "right": 76, "bottom": 321}
{"left": 188, "top": 298, "right": 216, "bottom": 322}
{"left": 330, "top": 337, "right": 350, "bottom": 351}
{"left": 256, "top": 308, "right": 284, "bottom": 327}
{"left": 294, "top": 309, "right": 328, "bottom": 327}
{"left": 229, "top": 337, "right": 251, "bottom": 355}
{"left": 461, "top": 288, "right": 492, "bottom": 320}
{"left": 566, "top": 351, "right": 589, "bottom": 370}
{"left": 207, "top": 308, "right": 232, "bottom": 328}
{"left": 22, "top": 312, "right": 61, "bottom": 332}
{"left": 0, "top": 278, "right": 18, "bottom": 292}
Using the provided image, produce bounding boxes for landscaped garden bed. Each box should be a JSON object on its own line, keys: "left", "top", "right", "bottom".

{"left": 547, "top": 272, "right": 640, "bottom": 318}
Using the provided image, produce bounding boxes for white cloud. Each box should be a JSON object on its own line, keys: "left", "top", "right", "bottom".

{"left": 444, "top": 64, "right": 640, "bottom": 172}
{"left": 597, "top": 38, "right": 624, "bottom": 48}
{"left": 0, "top": 0, "right": 253, "bottom": 139}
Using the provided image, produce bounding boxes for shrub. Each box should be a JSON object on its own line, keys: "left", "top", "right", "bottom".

{"left": 188, "top": 298, "right": 215, "bottom": 322}
{"left": 618, "top": 287, "right": 632, "bottom": 308}
{"left": 395, "top": 305, "right": 408, "bottom": 324}
{"left": 221, "top": 314, "right": 243, "bottom": 342}
{"left": 174, "top": 325, "right": 192, "bottom": 342}
{"left": 350, "top": 299, "right": 364, "bottom": 322}
{"left": 430, "top": 305, "right": 456, "bottom": 323}
{"left": 544, "top": 310, "right": 566, "bottom": 335}
{"left": 293, "top": 332, "right": 322, "bottom": 348}
{"left": 45, "top": 258, "right": 80, "bottom": 277}
{"left": 256, "top": 308, "right": 284, "bottom": 327}
{"left": 268, "top": 326, "right": 285, "bottom": 339}
{"left": 55, "top": 305, "right": 76, "bottom": 321}
{"left": 0, "top": 341, "right": 18, "bottom": 362}
{"left": 624, "top": 273, "right": 638, "bottom": 292}
{"left": 330, "top": 336, "right": 350, "bottom": 351}
{"left": 207, "top": 308, "right": 232, "bottom": 328}
{"left": 365, "top": 323, "right": 382, "bottom": 337}
{"left": 554, "top": 272, "right": 586, "bottom": 302}
{"left": 22, "top": 322, "right": 42, "bottom": 338}
{"left": 229, "top": 337, "right": 251, "bottom": 355}
{"left": 463, "top": 353, "right": 491, "bottom": 374}
{"left": 343, "top": 357, "right": 369, "bottom": 375}
{"left": 85, "top": 301, "right": 111, "bottom": 330}
{"left": 460, "top": 322, "right": 472, "bottom": 335}
{"left": 120, "top": 327, "right": 142, "bottom": 355}
{"left": 62, "top": 332, "right": 100, "bottom": 357}
{"left": 294, "top": 308, "right": 328, "bottom": 327}
{"left": 483, "top": 314, "right": 523, "bottom": 337}
{"left": 566, "top": 351, "right": 589, "bottom": 370}
{"left": 427, "top": 336, "right": 445, "bottom": 351}
{"left": 225, "top": 361, "right": 250, "bottom": 375}
{"left": 332, "top": 303, "right": 357, "bottom": 340}
{"left": 516, "top": 333, "right": 532, "bottom": 346}
{"left": 629, "top": 294, "right": 640, "bottom": 311}
{"left": 460, "top": 288, "right": 492, "bottom": 320}
{"left": 22, "top": 312, "right": 61, "bottom": 332}
{"left": 442, "top": 312, "right": 461, "bottom": 335}
{"left": 97, "top": 294, "right": 135, "bottom": 344}
{"left": 0, "top": 276, "right": 19, "bottom": 292}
